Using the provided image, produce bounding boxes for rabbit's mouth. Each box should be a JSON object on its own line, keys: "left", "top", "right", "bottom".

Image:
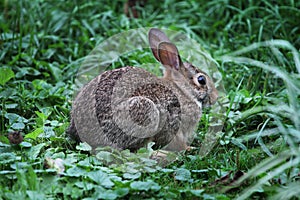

{"left": 195, "top": 93, "right": 208, "bottom": 105}
{"left": 195, "top": 86, "right": 218, "bottom": 107}
{"left": 197, "top": 93, "right": 217, "bottom": 108}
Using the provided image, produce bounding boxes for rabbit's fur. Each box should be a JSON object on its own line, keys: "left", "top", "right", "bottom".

{"left": 67, "top": 28, "right": 218, "bottom": 152}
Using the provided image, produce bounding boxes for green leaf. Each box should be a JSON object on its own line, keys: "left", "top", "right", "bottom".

{"left": 77, "top": 157, "right": 94, "bottom": 167}
{"left": 42, "top": 126, "right": 55, "bottom": 138}
{"left": 15, "top": 67, "right": 40, "bottom": 78}
{"left": 0, "top": 170, "right": 16, "bottom": 175}
{"left": 10, "top": 162, "right": 29, "bottom": 170}
{"left": 93, "top": 186, "right": 118, "bottom": 200}
{"left": 95, "top": 147, "right": 125, "bottom": 165}
{"left": 0, "top": 87, "right": 17, "bottom": 98}
{"left": 4, "top": 113, "right": 27, "bottom": 130}
{"left": 47, "top": 63, "right": 62, "bottom": 81}
{"left": 63, "top": 183, "right": 83, "bottom": 199}
{"left": 0, "top": 67, "right": 15, "bottom": 85}
{"left": 5, "top": 103, "right": 18, "bottom": 109}
{"left": 0, "top": 152, "right": 17, "bottom": 164}
{"left": 32, "top": 79, "right": 51, "bottom": 91}
{"left": 26, "top": 191, "right": 45, "bottom": 200}
{"left": 25, "top": 127, "right": 43, "bottom": 140}
{"left": 75, "top": 182, "right": 95, "bottom": 191}
{"left": 49, "top": 120, "right": 59, "bottom": 127}
{"left": 96, "top": 151, "right": 114, "bottom": 164}
{"left": 5, "top": 113, "right": 28, "bottom": 125}
{"left": 0, "top": 136, "right": 10, "bottom": 144}
{"left": 4, "top": 191, "right": 26, "bottom": 199}
{"left": 87, "top": 170, "right": 114, "bottom": 188}
{"left": 26, "top": 166, "right": 38, "bottom": 190}
{"left": 11, "top": 122, "right": 25, "bottom": 130}
{"left": 76, "top": 142, "right": 92, "bottom": 151}
{"left": 189, "top": 189, "right": 204, "bottom": 197}
{"left": 174, "top": 168, "right": 192, "bottom": 181}
{"left": 114, "top": 188, "right": 129, "bottom": 197}
{"left": 19, "top": 142, "right": 32, "bottom": 148}
{"left": 123, "top": 172, "right": 141, "bottom": 180}
{"left": 65, "top": 166, "right": 87, "bottom": 177}
{"left": 39, "top": 175, "right": 59, "bottom": 194}
{"left": 35, "top": 111, "right": 48, "bottom": 122}
{"left": 26, "top": 143, "right": 46, "bottom": 160}
{"left": 130, "top": 180, "right": 161, "bottom": 191}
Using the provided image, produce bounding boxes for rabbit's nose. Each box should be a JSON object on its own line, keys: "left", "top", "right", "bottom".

{"left": 209, "top": 88, "right": 218, "bottom": 105}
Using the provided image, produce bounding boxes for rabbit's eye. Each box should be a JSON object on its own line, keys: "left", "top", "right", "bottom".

{"left": 197, "top": 75, "right": 206, "bottom": 85}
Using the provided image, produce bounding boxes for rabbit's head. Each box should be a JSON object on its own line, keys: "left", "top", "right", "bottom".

{"left": 148, "top": 28, "right": 218, "bottom": 108}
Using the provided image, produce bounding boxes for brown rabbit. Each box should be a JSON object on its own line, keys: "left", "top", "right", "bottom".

{"left": 67, "top": 28, "right": 218, "bottom": 152}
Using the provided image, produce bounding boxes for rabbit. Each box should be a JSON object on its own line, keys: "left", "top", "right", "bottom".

{"left": 67, "top": 28, "right": 218, "bottom": 152}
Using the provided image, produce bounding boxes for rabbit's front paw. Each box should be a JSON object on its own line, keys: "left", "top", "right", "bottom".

{"left": 185, "top": 146, "right": 196, "bottom": 151}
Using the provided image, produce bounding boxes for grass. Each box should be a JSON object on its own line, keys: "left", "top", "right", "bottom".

{"left": 0, "top": 0, "right": 300, "bottom": 199}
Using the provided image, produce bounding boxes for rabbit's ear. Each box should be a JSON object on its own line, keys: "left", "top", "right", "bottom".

{"left": 158, "top": 42, "right": 183, "bottom": 70}
{"left": 148, "top": 28, "right": 171, "bottom": 62}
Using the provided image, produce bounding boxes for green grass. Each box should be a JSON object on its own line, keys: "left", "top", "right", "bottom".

{"left": 1, "top": 0, "right": 300, "bottom": 199}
